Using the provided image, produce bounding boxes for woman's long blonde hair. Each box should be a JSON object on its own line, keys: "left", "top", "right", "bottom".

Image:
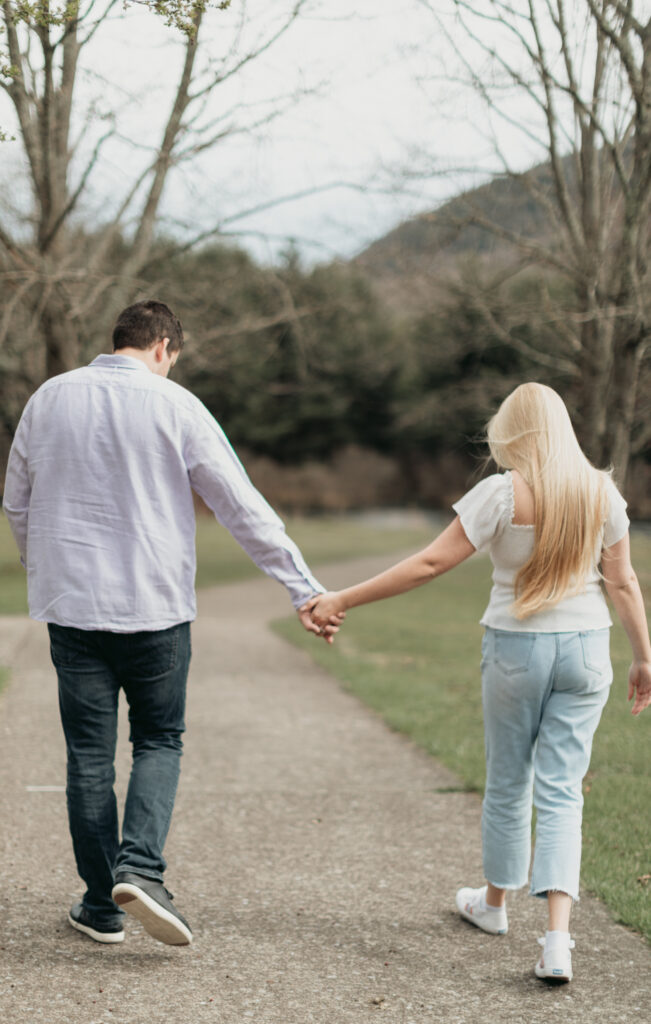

{"left": 487, "top": 383, "right": 609, "bottom": 619}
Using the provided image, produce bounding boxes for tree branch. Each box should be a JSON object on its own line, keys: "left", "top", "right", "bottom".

{"left": 139, "top": 180, "right": 365, "bottom": 270}
{"left": 121, "top": 7, "right": 204, "bottom": 278}
{"left": 584, "top": 0, "right": 643, "bottom": 99}
{"left": 465, "top": 285, "right": 579, "bottom": 374}
{"left": 0, "top": 221, "right": 35, "bottom": 270}
{"left": 189, "top": 0, "right": 308, "bottom": 103}
{"left": 2, "top": 0, "right": 43, "bottom": 189}
{"left": 41, "top": 127, "right": 115, "bottom": 250}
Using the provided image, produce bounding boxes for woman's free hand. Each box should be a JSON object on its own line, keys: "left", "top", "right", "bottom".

{"left": 307, "top": 591, "right": 347, "bottom": 629}
{"left": 628, "top": 660, "right": 651, "bottom": 716}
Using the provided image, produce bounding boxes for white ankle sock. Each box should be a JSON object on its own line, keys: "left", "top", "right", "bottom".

{"left": 480, "top": 888, "right": 504, "bottom": 912}
{"left": 544, "top": 929, "right": 571, "bottom": 952}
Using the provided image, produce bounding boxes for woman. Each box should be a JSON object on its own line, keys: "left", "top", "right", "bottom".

{"left": 308, "top": 383, "right": 651, "bottom": 983}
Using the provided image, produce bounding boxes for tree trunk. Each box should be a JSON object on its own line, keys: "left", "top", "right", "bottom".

{"left": 43, "top": 303, "right": 79, "bottom": 377}
{"left": 604, "top": 328, "right": 646, "bottom": 486}
{"left": 575, "top": 289, "right": 613, "bottom": 467}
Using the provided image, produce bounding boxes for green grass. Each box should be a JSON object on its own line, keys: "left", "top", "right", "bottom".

{"left": 0, "top": 519, "right": 29, "bottom": 615}
{"left": 0, "top": 512, "right": 439, "bottom": 615}
{"left": 195, "top": 513, "right": 440, "bottom": 590}
{"left": 272, "top": 531, "right": 651, "bottom": 942}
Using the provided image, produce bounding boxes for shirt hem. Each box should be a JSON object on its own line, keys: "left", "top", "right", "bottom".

{"left": 34, "top": 613, "right": 196, "bottom": 633}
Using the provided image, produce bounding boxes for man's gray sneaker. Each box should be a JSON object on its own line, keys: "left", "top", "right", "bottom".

{"left": 68, "top": 902, "right": 125, "bottom": 944}
{"left": 111, "top": 872, "right": 192, "bottom": 946}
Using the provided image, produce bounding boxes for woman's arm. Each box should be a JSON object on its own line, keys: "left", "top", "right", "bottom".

{"left": 601, "top": 532, "right": 651, "bottom": 716}
{"left": 308, "top": 516, "right": 476, "bottom": 623}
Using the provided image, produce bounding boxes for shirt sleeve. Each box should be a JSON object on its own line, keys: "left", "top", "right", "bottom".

{"left": 602, "top": 476, "right": 629, "bottom": 548}
{"left": 452, "top": 473, "right": 511, "bottom": 553}
{"left": 182, "top": 399, "right": 324, "bottom": 609}
{"left": 2, "top": 400, "right": 33, "bottom": 567}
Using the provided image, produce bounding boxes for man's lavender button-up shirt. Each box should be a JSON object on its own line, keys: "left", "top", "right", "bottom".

{"left": 3, "top": 354, "right": 324, "bottom": 632}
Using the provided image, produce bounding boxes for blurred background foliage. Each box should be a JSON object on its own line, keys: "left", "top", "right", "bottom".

{"left": 2, "top": 226, "right": 649, "bottom": 516}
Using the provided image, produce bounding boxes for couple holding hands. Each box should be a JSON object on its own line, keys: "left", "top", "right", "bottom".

{"left": 5, "top": 300, "right": 649, "bottom": 985}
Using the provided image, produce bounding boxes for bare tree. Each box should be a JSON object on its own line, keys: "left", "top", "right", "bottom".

{"left": 0, "top": 0, "right": 318, "bottom": 388}
{"left": 414, "top": 0, "right": 650, "bottom": 484}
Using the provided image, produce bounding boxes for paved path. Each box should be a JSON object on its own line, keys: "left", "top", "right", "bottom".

{"left": 0, "top": 557, "right": 649, "bottom": 1024}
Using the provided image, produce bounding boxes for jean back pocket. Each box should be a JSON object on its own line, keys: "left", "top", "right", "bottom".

{"left": 493, "top": 630, "right": 537, "bottom": 676}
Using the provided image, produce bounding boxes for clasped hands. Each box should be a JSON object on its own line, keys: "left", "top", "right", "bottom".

{"left": 297, "top": 591, "right": 346, "bottom": 644}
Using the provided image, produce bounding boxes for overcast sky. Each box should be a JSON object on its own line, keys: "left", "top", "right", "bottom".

{"left": 1, "top": 0, "right": 551, "bottom": 263}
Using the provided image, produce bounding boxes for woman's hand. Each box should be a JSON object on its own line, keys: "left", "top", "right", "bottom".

{"left": 307, "top": 591, "right": 347, "bottom": 629}
{"left": 297, "top": 597, "right": 345, "bottom": 644}
{"left": 628, "top": 660, "right": 651, "bottom": 715}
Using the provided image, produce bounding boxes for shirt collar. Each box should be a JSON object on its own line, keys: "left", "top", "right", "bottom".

{"left": 91, "top": 353, "right": 151, "bottom": 373}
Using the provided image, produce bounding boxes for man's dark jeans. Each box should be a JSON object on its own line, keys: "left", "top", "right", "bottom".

{"left": 48, "top": 622, "right": 191, "bottom": 927}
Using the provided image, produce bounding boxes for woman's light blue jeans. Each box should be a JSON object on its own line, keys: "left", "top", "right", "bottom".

{"left": 481, "top": 627, "right": 612, "bottom": 901}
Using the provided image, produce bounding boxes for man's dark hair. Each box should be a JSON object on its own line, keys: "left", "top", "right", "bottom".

{"left": 112, "top": 300, "right": 184, "bottom": 354}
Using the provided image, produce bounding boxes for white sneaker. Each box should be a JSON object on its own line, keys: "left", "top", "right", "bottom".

{"left": 455, "top": 886, "right": 508, "bottom": 935}
{"left": 535, "top": 936, "right": 574, "bottom": 982}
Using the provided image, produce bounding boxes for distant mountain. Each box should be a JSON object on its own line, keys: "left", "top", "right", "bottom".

{"left": 354, "top": 161, "right": 563, "bottom": 308}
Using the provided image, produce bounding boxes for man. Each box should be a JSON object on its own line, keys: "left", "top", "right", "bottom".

{"left": 3, "top": 300, "right": 340, "bottom": 947}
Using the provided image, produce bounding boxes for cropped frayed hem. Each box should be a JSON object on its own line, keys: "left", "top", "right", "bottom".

{"left": 530, "top": 885, "right": 579, "bottom": 902}
{"left": 486, "top": 879, "right": 527, "bottom": 892}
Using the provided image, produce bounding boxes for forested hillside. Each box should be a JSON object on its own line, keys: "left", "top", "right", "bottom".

{"left": 2, "top": 172, "right": 649, "bottom": 516}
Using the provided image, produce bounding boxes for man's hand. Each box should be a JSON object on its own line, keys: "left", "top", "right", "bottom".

{"left": 298, "top": 599, "right": 345, "bottom": 644}
{"left": 306, "top": 591, "right": 346, "bottom": 629}
{"left": 628, "top": 660, "right": 651, "bottom": 715}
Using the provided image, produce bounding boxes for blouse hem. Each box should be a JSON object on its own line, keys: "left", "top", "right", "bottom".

{"left": 480, "top": 619, "right": 612, "bottom": 633}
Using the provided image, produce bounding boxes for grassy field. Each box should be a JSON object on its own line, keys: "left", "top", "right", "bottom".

{"left": 0, "top": 513, "right": 438, "bottom": 614}
{"left": 0, "top": 520, "right": 29, "bottom": 615}
{"left": 195, "top": 512, "right": 440, "bottom": 590}
{"left": 272, "top": 530, "right": 651, "bottom": 943}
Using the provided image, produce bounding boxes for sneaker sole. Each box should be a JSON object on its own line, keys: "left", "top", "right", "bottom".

{"left": 456, "top": 898, "right": 508, "bottom": 935}
{"left": 68, "top": 913, "right": 125, "bottom": 944}
{"left": 458, "top": 909, "right": 508, "bottom": 935}
{"left": 112, "top": 883, "right": 192, "bottom": 946}
{"left": 535, "top": 964, "right": 572, "bottom": 983}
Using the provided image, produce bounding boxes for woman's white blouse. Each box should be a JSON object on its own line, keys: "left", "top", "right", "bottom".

{"left": 452, "top": 472, "right": 629, "bottom": 632}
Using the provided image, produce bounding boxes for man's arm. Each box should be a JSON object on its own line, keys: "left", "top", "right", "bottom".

{"left": 3, "top": 405, "right": 33, "bottom": 566}
{"left": 182, "top": 401, "right": 338, "bottom": 637}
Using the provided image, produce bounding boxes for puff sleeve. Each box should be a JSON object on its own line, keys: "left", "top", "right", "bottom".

{"left": 452, "top": 473, "right": 511, "bottom": 553}
{"left": 602, "top": 477, "right": 629, "bottom": 549}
